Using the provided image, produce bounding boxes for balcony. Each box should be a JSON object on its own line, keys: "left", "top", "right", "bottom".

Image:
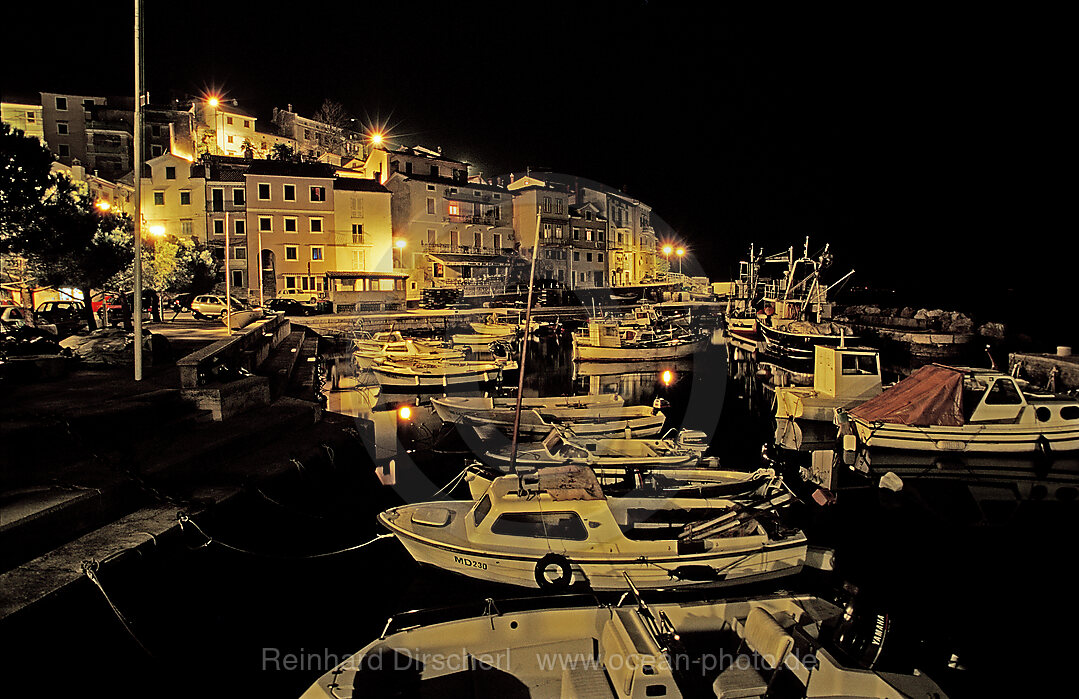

{"left": 423, "top": 242, "right": 512, "bottom": 257}
{"left": 444, "top": 213, "right": 505, "bottom": 226}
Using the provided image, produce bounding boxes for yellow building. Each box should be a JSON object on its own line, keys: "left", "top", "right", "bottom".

{"left": 140, "top": 153, "right": 207, "bottom": 242}
{"left": 1, "top": 100, "right": 44, "bottom": 141}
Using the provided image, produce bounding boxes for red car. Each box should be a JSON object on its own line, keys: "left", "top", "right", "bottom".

{"left": 91, "top": 292, "right": 124, "bottom": 325}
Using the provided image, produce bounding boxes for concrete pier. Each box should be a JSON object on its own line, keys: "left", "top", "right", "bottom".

{"left": 1009, "top": 351, "right": 1079, "bottom": 392}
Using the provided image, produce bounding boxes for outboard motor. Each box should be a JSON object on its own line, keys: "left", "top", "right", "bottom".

{"left": 830, "top": 583, "right": 890, "bottom": 669}
{"left": 652, "top": 397, "right": 671, "bottom": 414}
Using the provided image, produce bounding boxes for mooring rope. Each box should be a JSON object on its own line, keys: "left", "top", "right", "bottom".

{"left": 81, "top": 558, "right": 154, "bottom": 656}
{"left": 176, "top": 513, "right": 392, "bottom": 559}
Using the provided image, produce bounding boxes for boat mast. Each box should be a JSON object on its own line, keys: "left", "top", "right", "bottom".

{"left": 508, "top": 212, "right": 542, "bottom": 474}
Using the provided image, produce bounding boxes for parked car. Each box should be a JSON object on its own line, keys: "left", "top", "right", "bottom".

{"left": 190, "top": 294, "right": 247, "bottom": 320}
{"left": 265, "top": 298, "right": 313, "bottom": 316}
{"left": 277, "top": 288, "right": 321, "bottom": 303}
{"left": 90, "top": 292, "right": 124, "bottom": 326}
{"left": 33, "top": 300, "right": 88, "bottom": 337}
{"left": 168, "top": 292, "right": 197, "bottom": 313}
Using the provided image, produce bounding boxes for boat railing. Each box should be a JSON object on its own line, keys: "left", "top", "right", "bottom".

{"left": 379, "top": 593, "right": 604, "bottom": 639}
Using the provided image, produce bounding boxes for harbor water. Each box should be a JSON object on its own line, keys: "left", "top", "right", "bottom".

{"left": 2, "top": 332, "right": 1071, "bottom": 697}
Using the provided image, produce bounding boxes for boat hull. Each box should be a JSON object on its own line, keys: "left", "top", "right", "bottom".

{"left": 850, "top": 416, "right": 1079, "bottom": 453}
{"left": 759, "top": 323, "right": 857, "bottom": 366}
{"left": 370, "top": 362, "right": 514, "bottom": 391}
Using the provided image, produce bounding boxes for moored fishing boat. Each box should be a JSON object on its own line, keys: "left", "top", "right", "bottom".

{"left": 435, "top": 399, "right": 667, "bottom": 440}
{"left": 369, "top": 357, "right": 517, "bottom": 391}
{"left": 470, "top": 310, "right": 540, "bottom": 336}
{"left": 376, "top": 464, "right": 809, "bottom": 592}
{"left": 572, "top": 319, "right": 708, "bottom": 362}
{"left": 299, "top": 588, "right": 948, "bottom": 699}
{"left": 430, "top": 393, "right": 624, "bottom": 423}
{"left": 480, "top": 427, "right": 714, "bottom": 473}
{"left": 352, "top": 337, "right": 467, "bottom": 369}
{"left": 839, "top": 363, "right": 1079, "bottom": 454}
{"left": 774, "top": 344, "right": 883, "bottom": 422}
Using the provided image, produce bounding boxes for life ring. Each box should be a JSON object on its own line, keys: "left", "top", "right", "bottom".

{"left": 534, "top": 553, "right": 573, "bottom": 590}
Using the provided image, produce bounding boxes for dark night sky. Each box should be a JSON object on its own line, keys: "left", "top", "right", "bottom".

{"left": 4, "top": 2, "right": 1072, "bottom": 339}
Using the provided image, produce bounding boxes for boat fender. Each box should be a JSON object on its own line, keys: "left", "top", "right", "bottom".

{"left": 534, "top": 553, "right": 573, "bottom": 590}
{"left": 669, "top": 565, "right": 721, "bottom": 582}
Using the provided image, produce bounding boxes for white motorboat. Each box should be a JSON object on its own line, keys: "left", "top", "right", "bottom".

{"left": 572, "top": 319, "right": 708, "bottom": 362}
{"left": 470, "top": 311, "right": 539, "bottom": 336}
{"left": 369, "top": 358, "right": 517, "bottom": 391}
{"left": 377, "top": 464, "right": 809, "bottom": 592}
{"left": 483, "top": 425, "right": 716, "bottom": 474}
{"left": 840, "top": 363, "right": 1079, "bottom": 454}
{"left": 299, "top": 589, "right": 947, "bottom": 699}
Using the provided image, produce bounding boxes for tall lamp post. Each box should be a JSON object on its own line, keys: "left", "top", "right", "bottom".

{"left": 676, "top": 247, "right": 685, "bottom": 275}
{"left": 133, "top": 0, "right": 144, "bottom": 380}
{"left": 662, "top": 244, "right": 672, "bottom": 280}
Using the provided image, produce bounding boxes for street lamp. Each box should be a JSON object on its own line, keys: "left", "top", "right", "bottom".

{"left": 662, "top": 244, "right": 672, "bottom": 280}
{"left": 676, "top": 247, "right": 685, "bottom": 275}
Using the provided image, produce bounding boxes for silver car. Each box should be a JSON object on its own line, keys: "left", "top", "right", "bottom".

{"left": 189, "top": 294, "right": 245, "bottom": 319}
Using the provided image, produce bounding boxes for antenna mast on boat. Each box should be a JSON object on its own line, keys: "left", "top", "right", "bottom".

{"left": 509, "top": 212, "right": 542, "bottom": 474}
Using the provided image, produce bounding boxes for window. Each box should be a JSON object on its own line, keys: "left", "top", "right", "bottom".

{"left": 474, "top": 232, "right": 483, "bottom": 247}
{"left": 310, "top": 218, "right": 323, "bottom": 233}
{"left": 586, "top": 253, "right": 593, "bottom": 262}
{"left": 226, "top": 116, "right": 233, "bottom": 125}
{"left": 210, "top": 188, "right": 224, "bottom": 212}
{"left": 284, "top": 217, "right": 298, "bottom": 233}
{"left": 598, "top": 253, "right": 604, "bottom": 263}
{"left": 151, "top": 144, "right": 163, "bottom": 157}
{"left": 573, "top": 252, "right": 580, "bottom": 262}
{"left": 234, "top": 219, "right": 246, "bottom": 236}
{"left": 153, "top": 191, "right": 165, "bottom": 206}
{"left": 180, "top": 220, "right": 193, "bottom": 236}
{"left": 311, "top": 246, "right": 324, "bottom": 261}
{"left": 426, "top": 198, "right": 435, "bottom": 214}
{"left": 165, "top": 166, "right": 176, "bottom": 179}
{"left": 573, "top": 228, "right": 581, "bottom": 240}
{"left": 180, "top": 190, "right": 191, "bottom": 205}
{"left": 257, "top": 183, "right": 270, "bottom": 200}
{"left": 283, "top": 184, "right": 295, "bottom": 201}
{"left": 213, "top": 219, "right": 225, "bottom": 235}
{"left": 448, "top": 203, "right": 459, "bottom": 217}
{"left": 985, "top": 379, "right": 1023, "bottom": 405}
{"left": 473, "top": 494, "right": 492, "bottom": 526}
{"left": 491, "top": 512, "right": 587, "bottom": 541}
{"left": 352, "top": 224, "right": 364, "bottom": 244}
{"left": 226, "top": 135, "right": 234, "bottom": 144}
{"left": 284, "top": 276, "right": 297, "bottom": 289}
{"left": 55, "top": 96, "right": 67, "bottom": 110}
{"left": 841, "top": 354, "right": 878, "bottom": 376}
{"left": 427, "top": 184, "right": 435, "bottom": 191}
{"left": 58, "top": 144, "right": 70, "bottom": 157}
{"left": 233, "top": 246, "right": 246, "bottom": 259}
{"left": 284, "top": 246, "right": 298, "bottom": 261}
{"left": 231, "top": 269, "right": 243, "bottom": 287}
{"left": 258, "top": 217, "right": 272, "bottom": 232}
{"left": 542, "top": 224, "right": 552, "bottom": 239}
{"left": 427, "top": 229, "right": 436, "bottom": 244}
{"left": 57, "top": 122, "right": 69, "bottom": 135}
{"left": 243, "top": 120, "right": 250, "bottom": 128}
{"left": 556, "top": 198, "right": 564, "bottom": 214}
{"left": 493, "top": 233, "right": 501, "bottom": 249}
{"left": 233, "top": 188, "right": 245, "bottom": 205}
{"left": 543, "top": 196, "right": 551, "bottom": 213}
{"left": 310, "top": 186, "right": 326, "bottom": 202}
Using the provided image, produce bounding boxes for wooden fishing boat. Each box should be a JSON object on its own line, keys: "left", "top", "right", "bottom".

{"left": 840, "top": 364, "right": 1079, "bottom": 454}
{"left": 299, "top": 588, "right": 946, "bottom": 699}
{"left": 572, "top": 320, "right": 708, "bottom": 362}
{"left": 430, "top": 394, "right": 624, "bottom": 423}
{"left": 456, "top": 404, "right": 667, "bottom": 440}
{"left": 773, "top": 345, "right": 883, "bottom": 422}
{"left": 377, "top": 464, "right": 808, "bottom": 592}
{"left": 470, "top": 311, "right": 539, "bottom": 336}
{"left": 352, "top": 338, "right": 466, "bottom": 369}
{"left": 480, "top": 427, "right": 713, "bottom": 472}
{"left": 369, "top": 358, "right": 517, "bottom": 391}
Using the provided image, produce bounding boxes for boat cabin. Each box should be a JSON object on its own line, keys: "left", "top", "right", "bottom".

{"left": 812, "top": 345, "right": 882, "bottom": 401}
{"left": 961, "top": 369, "right": 1079, "bottom": 425}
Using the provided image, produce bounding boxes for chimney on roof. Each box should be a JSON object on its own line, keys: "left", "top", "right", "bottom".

{"left": 288, "top": 104, "right": 293, "bottom": 112}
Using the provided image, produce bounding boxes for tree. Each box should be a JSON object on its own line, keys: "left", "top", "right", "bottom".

{"left": 271, "top": 142, "right": 297, "bottom": 162}
{"left": 0, "top": 122, "right": 54, "bottom": 245}
{"left": 107, "top": 235, "right": 216, "bottom": 297}
{"left": 9, "top": 176, "right": 134, "bottom": 330}
{"left": 311, "top": 99, "right": 351, "bottom": 157}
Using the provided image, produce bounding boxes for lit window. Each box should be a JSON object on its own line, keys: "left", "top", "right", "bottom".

{"left": 310, "top": 186, "right": 326, "bottom": 202}
{"left": 448, "top": 203, "right": 459, "bottom": 216}
{"left": 311, "top": 247, "right": 324, "bottom": 261}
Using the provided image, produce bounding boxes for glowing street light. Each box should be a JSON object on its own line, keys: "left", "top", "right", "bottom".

{"left": 149, "top": 225, "right": 165, "bottom": 237}
{"left": 395, "top": 239, "right": 407, "bottom": 249}
{"left": 206, "top": 96, "right": 220, "bottom": 107}
{"left": 95, "top": 200, "right": 111, "bottom": 212}
{"left": 662, "top": 244, "right": 673, "bottom": 280}
{"left": 370, "top": 132, "right": 383, "bottom": 145}
{"left": 662, "top": 369, "right": 673, "bottom": 386}
{"left": 676, "top": 247, "right": 685, "bottom": 275}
